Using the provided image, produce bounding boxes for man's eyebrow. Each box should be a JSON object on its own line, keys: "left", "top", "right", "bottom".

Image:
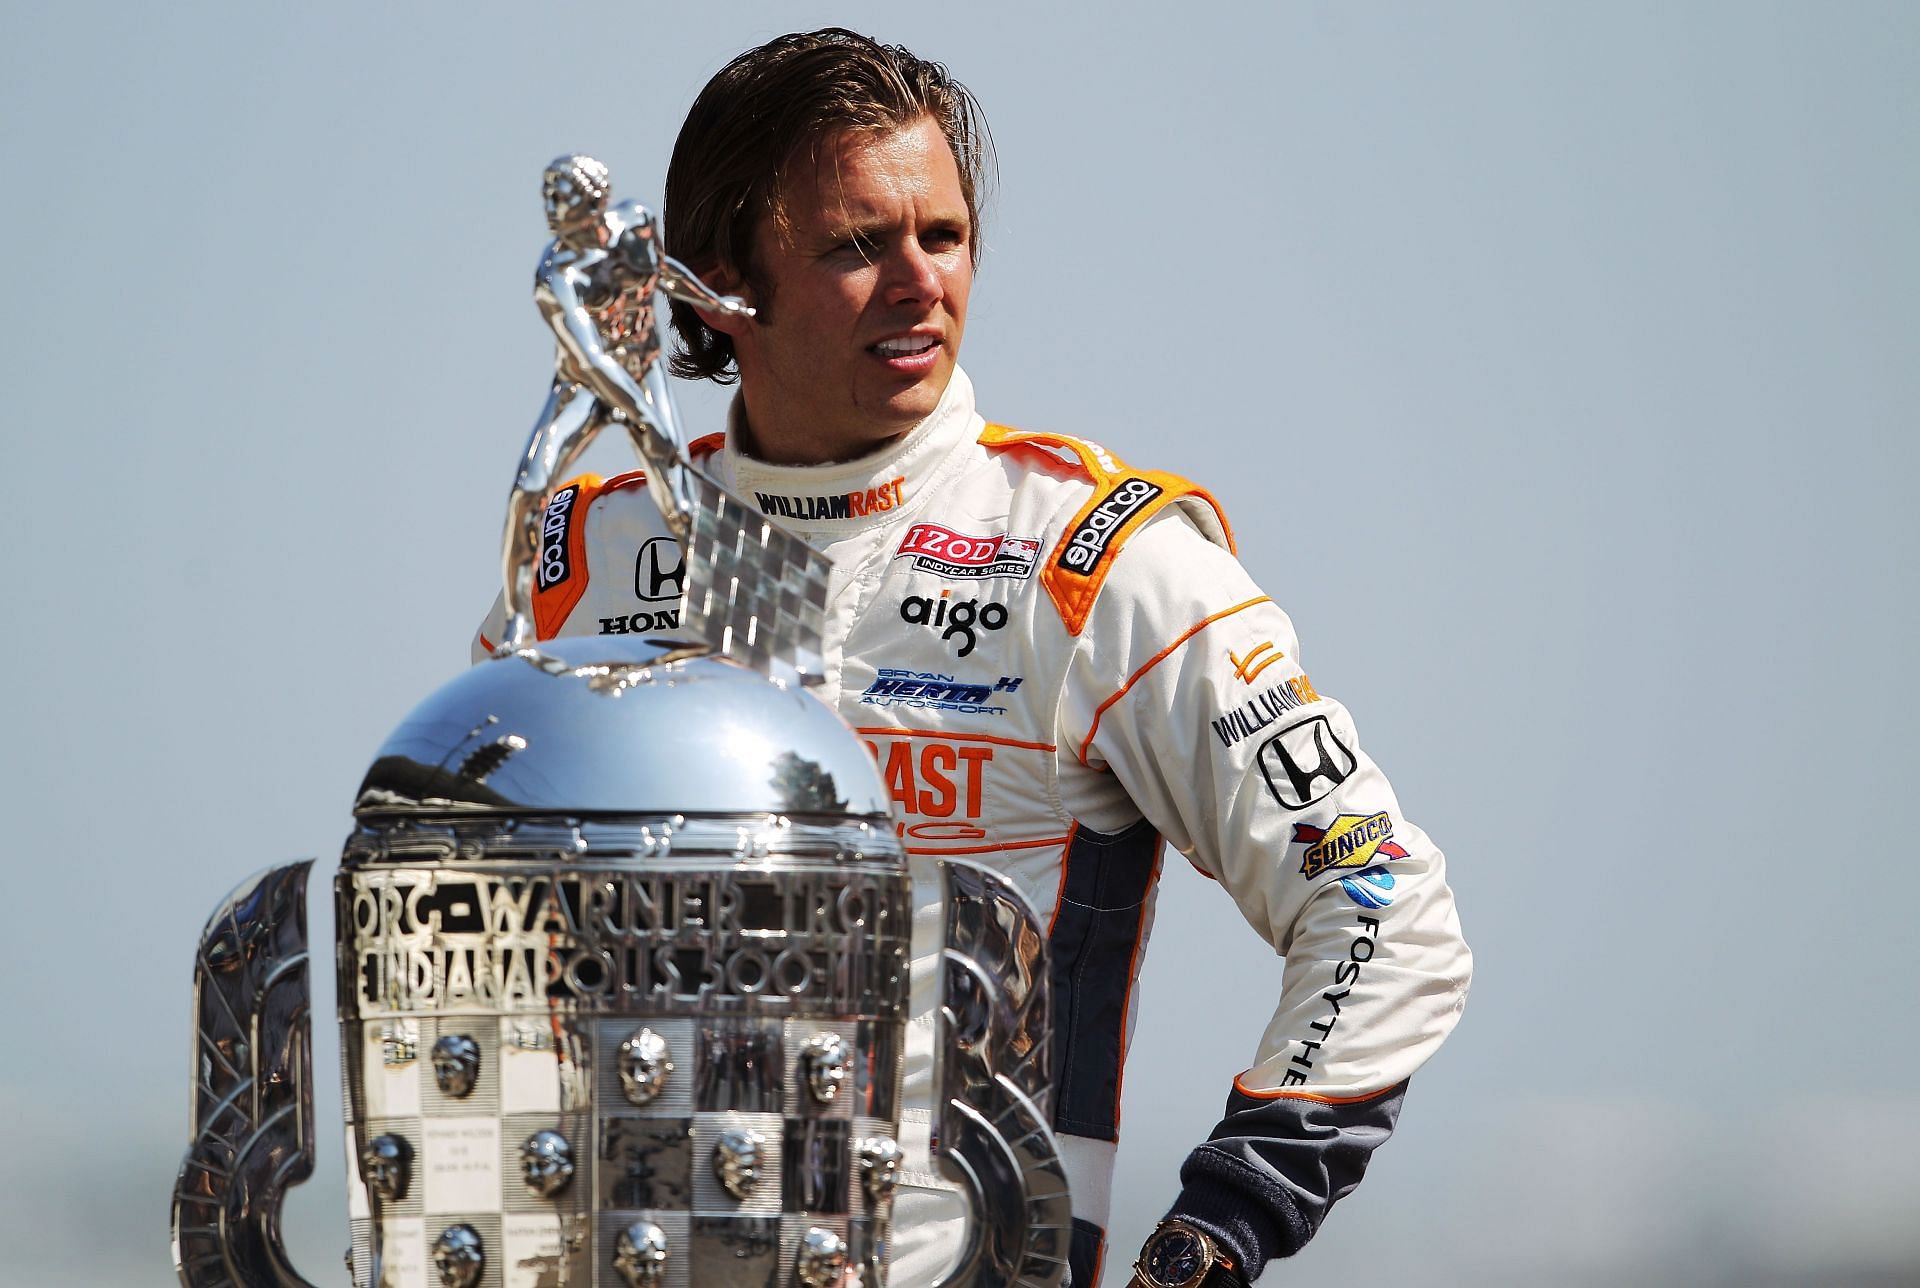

{"left": 819, "top": 211, "right": 969, "bottom": 242}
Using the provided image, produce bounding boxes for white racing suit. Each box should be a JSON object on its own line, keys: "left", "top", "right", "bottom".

{"left": 474, "top": 369, "right": 1471, "bottom": 1284}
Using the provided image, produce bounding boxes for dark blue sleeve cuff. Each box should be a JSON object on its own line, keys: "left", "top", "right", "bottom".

{"left": 1161, "top": 1079, "right": 1411, "bottom": 1278}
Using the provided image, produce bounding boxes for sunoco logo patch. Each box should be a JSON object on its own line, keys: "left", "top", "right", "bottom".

{"left": 1292, "top": 811, "right": 1409, "bottom": 880}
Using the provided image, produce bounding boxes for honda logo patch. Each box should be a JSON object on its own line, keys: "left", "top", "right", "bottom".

{"left": 633, "top": 536, "right": 686, "bottom": 603}
{"left": 1257, "top": 715, "right": 1357, "bottom": 810}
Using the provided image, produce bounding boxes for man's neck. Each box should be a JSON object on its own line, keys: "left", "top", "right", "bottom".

{"left": 732, "top": 403, "right": 910, "bottom": 468}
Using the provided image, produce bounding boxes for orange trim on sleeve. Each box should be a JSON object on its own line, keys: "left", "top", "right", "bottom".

{"left": 687, "top": 431, "right": 726, "bottom": 461}
{"left": 1183, "top": 853, "right": 1219, "bottom": 882}
{"left": 852, "top": 727, "right": 1057, "bottom": 753}
{"left": 1076, "top": 595, "right": 1272, "bottom": 765}
{"left": 904, "top": 834, "right": 1072, "bottom": 857}
{"left": 1044, "top": 822, "right": 1082, "bottom": 938}
{"left": 1230, "top": 1075, "right": 1402, "bottom": 1105}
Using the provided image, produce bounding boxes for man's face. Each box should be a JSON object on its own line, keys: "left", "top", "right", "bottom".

{"left": 719, "top": 116, "right": 973, "bottom": 464}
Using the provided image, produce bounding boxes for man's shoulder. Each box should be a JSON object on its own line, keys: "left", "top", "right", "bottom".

{"left": 973, "top": 422, "right": 1237, "bottom": 635}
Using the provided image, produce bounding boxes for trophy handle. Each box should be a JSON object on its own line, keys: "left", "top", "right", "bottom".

{"left": 172, "top": 860, "right": 319, "bottom": 1288}
{"left": 932, "top": 859, "right": 1074, "bottom": 1288}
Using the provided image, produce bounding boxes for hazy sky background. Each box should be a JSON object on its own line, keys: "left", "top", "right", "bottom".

{"left": 3, "top": 3, "right": 1915, "bottom": 1284}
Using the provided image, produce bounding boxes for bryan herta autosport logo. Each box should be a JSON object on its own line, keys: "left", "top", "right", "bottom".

{"left": 1291, "top": 811, "right": 1409, "bottom": 880}
{"left": 900, "top": 591, "right": 1008, "bottom": 658}
{"left": 861, "top": 668, "right": 1023, "bottom": 716}
{"left": 893, "top": 524, "right": 1041, "bottom": 580}
{"left": 598, "top": 536, "right": 686, "bottom": 635}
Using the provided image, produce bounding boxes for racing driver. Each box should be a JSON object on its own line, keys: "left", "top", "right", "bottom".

{"left": 473, "top": 29, "right": 1471, "bottom": 1288}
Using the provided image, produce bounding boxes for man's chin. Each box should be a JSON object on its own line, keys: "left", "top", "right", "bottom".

{"left": 873, "top": 369, "right": 950, "bottom": 423}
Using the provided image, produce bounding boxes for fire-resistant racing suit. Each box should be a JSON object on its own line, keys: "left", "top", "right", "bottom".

{"left": 473, "top": 368, "right": 1471, "bottom": 1284}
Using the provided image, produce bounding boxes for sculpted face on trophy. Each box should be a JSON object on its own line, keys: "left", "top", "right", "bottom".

{"left": 519, "top": 1129, "right": 575, "bottom": 1197}
{"left": 801, "top": 1031, "right": 854, "bottom": 1104}
{"left": 714, "top": 1126, "right": 765, "bottom": 1201}
{"left": 431, "top": 1224, "right": 485, "bottom": 1288}
{"left": 430, "top": 1034, "right": 481, "bottom": 1098}
{"left": 612, "top": 1220, "right": 669, "bottom": 1287}
{"left": 360, "top": 1133, "right": 413, "bottom": 1203}
{"left": 795, "top": 1226, "right": 850, "bottom": 1288}
{"left": 859, "top": 1134, "right": 904, "bottom": 1204}
{"left": 618, "top": 1026, "right": 674, "bottom": 1105}
{"left": 541, "top": 154, "right": 612, "bottom": 250}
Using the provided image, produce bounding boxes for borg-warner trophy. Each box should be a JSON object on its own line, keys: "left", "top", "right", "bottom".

{"left": 172, "top": 156, "right": 1071, "bottom": 1287}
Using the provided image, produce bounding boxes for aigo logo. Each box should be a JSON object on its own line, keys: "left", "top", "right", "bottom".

{"left": 900, "top": 591, "right": 1008, "bottom": 657}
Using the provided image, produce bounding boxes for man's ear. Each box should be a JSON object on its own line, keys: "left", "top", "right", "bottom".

{"left": 694, "top": 263, "right": 755, "bottom": 339}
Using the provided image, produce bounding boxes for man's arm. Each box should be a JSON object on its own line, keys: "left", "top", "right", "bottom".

{"left": 1068, "top": 509, "right": 1471, "bottom": 1281}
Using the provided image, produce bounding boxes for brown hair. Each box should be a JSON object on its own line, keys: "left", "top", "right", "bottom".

{"left": 663, "top": 28, "right": 991, "bottom": 383}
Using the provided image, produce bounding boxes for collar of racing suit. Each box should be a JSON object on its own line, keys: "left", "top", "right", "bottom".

{"left": 712, "top": 367, "right": 980, "bottom": 542}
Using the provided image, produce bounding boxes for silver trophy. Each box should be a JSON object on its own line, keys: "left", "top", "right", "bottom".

{"left": 173, "top": 156, "right": 1069, "bottom": 1287}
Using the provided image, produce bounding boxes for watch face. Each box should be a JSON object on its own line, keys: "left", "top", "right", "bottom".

{"left": 1144, "top": 1229, "right": 1206, "bottom": 1287}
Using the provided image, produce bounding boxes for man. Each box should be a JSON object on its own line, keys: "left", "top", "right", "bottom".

{"left": 474, "top": 29, "right": 1470, "bottom": 1286}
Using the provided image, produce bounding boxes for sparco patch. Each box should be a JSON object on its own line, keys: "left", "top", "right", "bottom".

{"left": 536, "top": 485, "right": 580, "bottom": 591}
{"left": 894, "top": 524, "right": 1041, "bottom": 579}
{"left": 1057, "top": 477, "right": 1163, "bottom": 574}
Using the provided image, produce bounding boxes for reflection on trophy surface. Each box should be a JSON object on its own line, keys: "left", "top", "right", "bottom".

{"left": 173, "top": 155, "right": 1069, "bottom": 1287}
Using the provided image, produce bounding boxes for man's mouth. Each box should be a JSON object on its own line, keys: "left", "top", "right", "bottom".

{"left": 870, "top": 335, "right": 939, "bottom": 358}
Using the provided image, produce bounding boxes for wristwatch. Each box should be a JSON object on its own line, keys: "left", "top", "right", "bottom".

{"left": 1129, "top": 1218, "right": 1242, "bottom": 1288}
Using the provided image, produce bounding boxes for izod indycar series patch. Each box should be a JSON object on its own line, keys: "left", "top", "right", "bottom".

{"left": 893, "top": 524, "right": 1041, "bottom": 579}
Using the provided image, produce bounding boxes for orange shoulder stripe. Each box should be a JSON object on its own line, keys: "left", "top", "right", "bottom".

{"left": 979, "top": 423, "right": 1235, "bottom": 635}
{"left": 688, "top": 431, "right": 726, "bottom": 461}
{"left": 1076, "top": 595, "right": 1271, "bottom": 765}
{"left": 531, "top": 473, "right": 607, "bottom": 640}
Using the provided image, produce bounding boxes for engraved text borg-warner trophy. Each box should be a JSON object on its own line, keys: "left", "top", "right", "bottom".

{"left": 172, "top": 156, "right": 1070, "bottom": 1287}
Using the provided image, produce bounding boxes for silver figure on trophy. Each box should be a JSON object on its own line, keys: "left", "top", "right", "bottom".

{"left": 172, "top": 156, "right": 1069, "bottom": 1287}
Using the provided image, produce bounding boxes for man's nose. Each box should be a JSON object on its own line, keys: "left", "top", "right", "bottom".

{"left": 882, "top": 239, "right": 944, "bottom": 307}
